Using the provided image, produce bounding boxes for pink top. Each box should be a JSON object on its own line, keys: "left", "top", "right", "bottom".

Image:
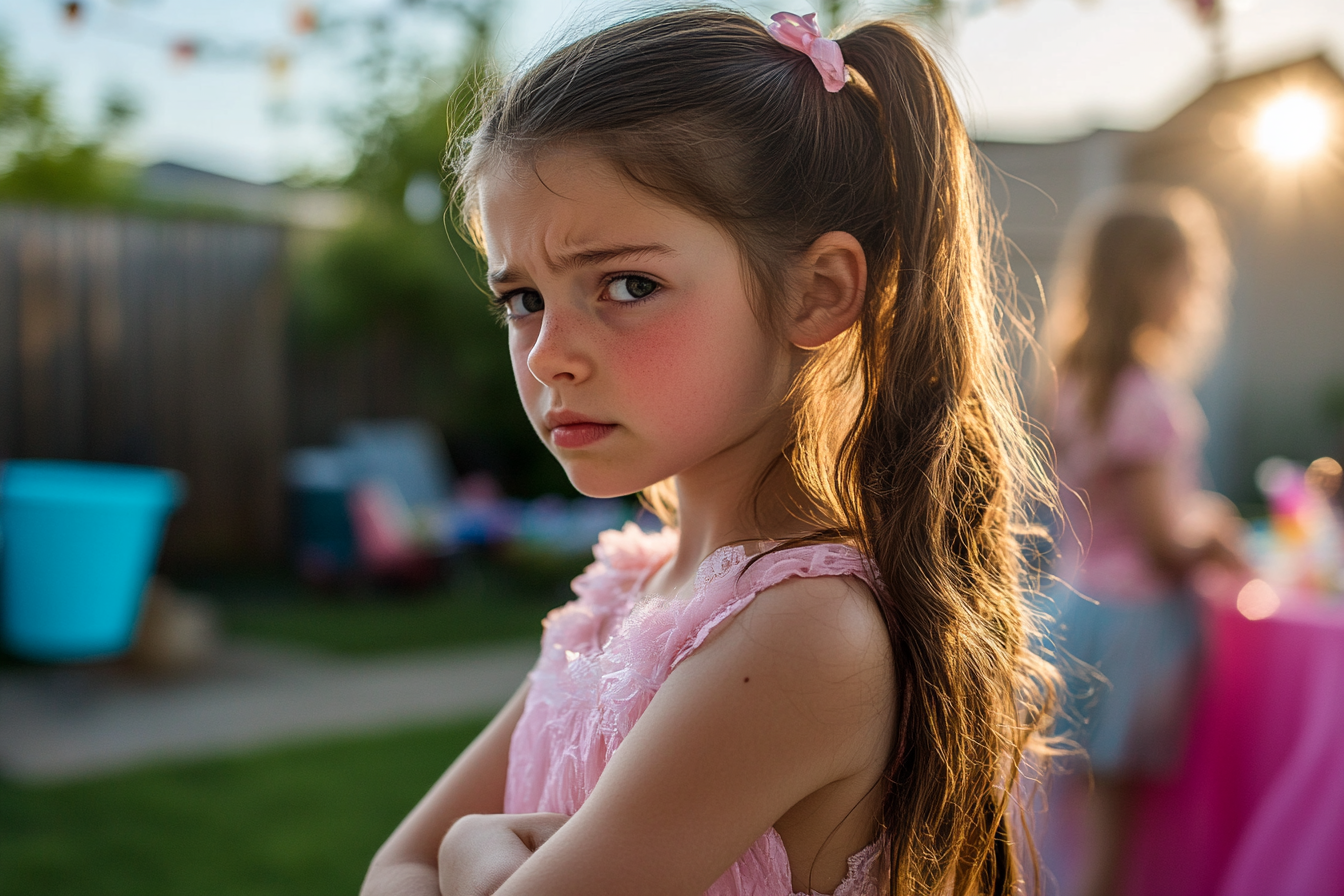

{"left": 505, "top": 523, "right": 883, "bottom": 896}
{"left": 1053, "top": 365, "right": 1208, "bottom": 603}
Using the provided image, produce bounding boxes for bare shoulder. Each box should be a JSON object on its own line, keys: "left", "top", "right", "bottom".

{"left": 685, "top": 570, "right": 895, "bottom": 752}
{"left": 737, "top": 572, "right": 890, "bottom": 670}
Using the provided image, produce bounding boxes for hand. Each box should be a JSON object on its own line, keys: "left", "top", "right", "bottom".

{"left": 1175, "top": 492, "right": 1251, "bottom": 579}
{"left": 1189, "top": 522, "right": 1254, "bottom": 603}
{"left": 438, "top": 813, "right": 569, "bottom": 896}
{"left": 1201, "top": 516, "right": 1252, "bottom": 576}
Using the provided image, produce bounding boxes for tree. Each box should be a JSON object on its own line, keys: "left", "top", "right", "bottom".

{"left": 0, "top": 41, "right": 137, "bottom": 205}
{"left": 292, "top": 7, "right": 573, "bottom": 497}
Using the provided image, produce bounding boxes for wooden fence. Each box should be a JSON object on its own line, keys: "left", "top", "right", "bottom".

{"left": 0, "top": 206, "right": 287, "bottom": 566}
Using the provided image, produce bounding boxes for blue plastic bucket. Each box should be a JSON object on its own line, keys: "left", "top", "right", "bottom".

{"left": 1, "top": 461, "right": 184, "bottom": 661}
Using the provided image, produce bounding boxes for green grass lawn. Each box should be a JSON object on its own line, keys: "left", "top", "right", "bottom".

{"left": 0, "top": 716, "right": 490, "bottom": 896}
{"left": 0, "top": 552, "right": 584, "bottom": 892}
{"left": 197, "top": 548, "right": 589, "bottom": 657}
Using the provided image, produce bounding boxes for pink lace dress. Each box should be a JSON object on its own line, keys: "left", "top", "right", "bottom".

{"left": 504, "top": 523, "right": 883, "bottom": 896}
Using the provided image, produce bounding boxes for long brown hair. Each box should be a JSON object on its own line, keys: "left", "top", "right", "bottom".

{"left": 456, "top": 9, "right": 1058, "bottom": 894}
{"left": 1050, "top": 186, "right": 1230, "bottom": 427}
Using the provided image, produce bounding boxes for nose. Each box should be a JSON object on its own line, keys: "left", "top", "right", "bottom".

{"left": 525, "top": 306, "right": 592, "bottom": 385}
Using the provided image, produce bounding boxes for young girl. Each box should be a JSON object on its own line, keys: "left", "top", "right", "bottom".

{"left": 362, "top": 9, "right": 1057, "bottom": 895}
{"left": 1044, "top": 187, "right": 1243, "bottom": 896}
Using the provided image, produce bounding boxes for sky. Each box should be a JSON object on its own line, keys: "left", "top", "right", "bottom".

{"left": 3, "top": 0, "right": 1343, "bottom": 183}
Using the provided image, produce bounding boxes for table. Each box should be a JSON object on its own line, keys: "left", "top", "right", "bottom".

{"left": 1124, "top": 597, "right": 1344, "bottom": 896}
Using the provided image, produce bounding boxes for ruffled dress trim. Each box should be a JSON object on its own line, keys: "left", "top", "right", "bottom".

{"left": 506, "top": 523, "right": 883, "bottom": 896}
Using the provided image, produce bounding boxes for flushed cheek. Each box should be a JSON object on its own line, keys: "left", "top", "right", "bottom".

{"left": 605, "top": 303, "right": 773, "bottom": 439}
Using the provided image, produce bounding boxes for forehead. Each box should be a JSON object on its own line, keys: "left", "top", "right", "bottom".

{"left": 474, "top": 150, "right": 710, "bottom": 263}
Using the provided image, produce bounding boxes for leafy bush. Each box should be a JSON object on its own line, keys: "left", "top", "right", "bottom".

{"left": 0, "top": 42, "right": 138, "bottom": 206}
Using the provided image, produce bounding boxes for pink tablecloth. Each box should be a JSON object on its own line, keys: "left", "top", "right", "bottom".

{"left": 1125, "top": 598, "right": 1344, "bottom": 896}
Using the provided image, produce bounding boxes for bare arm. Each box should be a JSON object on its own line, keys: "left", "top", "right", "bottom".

{"left": 1122, "top": 463, "right": 1245, "bottom": 580}
{"left": 438, "top": 812, "right": 569, "bottom": 896}
{"left": 361, "top": 675, "right": 533, "bottom": 896}
{"left": 461, "top": 574, "right": 894, "bottom": 896}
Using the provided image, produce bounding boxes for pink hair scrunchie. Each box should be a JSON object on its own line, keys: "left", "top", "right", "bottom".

{"left": 767, "top": 11, "right": 846, "bottom": 93}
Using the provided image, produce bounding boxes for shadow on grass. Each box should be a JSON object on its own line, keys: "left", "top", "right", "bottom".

{"left": 0, "top": 716, "right": 490, "bottom": 896}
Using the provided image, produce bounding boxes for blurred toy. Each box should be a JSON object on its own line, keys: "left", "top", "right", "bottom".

{"left": 436, "top": 473, "right": 637, "bottom": 554}
{"left": 438, "top": 472, "right": 523, "bottom": 547}
{"left": 347, "top": 479, "right": 441, "bottom": 586}
{"left": 288, "top": 419, "right": 643, "bottom": 587}
{"left": 288, "top": 419, "right": 453, "bottom": 585}
{"left": 287, "top": 446, "right": 358, "bottom": 585}
{"left": 126, "top": 576, "right": 220, "bottom": 673}
{"left": 1249, "top": 456, "right": 1344, "bottom": 598}
{"left": 516, "top": 494, "right": 640, "bottom": 554}
{"left": 1306, "top": 456, "right": 1343, "bottom": 505}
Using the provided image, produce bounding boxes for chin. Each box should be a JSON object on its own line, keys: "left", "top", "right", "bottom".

{"left": 559, "top": 461, "right": 659, "bottom": 500}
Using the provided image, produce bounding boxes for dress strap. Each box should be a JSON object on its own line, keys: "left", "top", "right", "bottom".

{"left": 670, "top": 542, "right": 876, "bottom": 672}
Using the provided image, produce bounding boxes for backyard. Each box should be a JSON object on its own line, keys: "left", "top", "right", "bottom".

{"left": 2, "top": 2, "right": 1344, "bottom": 895}
{"left": 0, "top": 548, "right": 583, "bottom": 896}
{"left": 1, "top": 716, "right": 490, "bottom": 896}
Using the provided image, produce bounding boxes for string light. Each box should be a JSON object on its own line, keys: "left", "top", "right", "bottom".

{"left": 46, "top": 0, "right": 395, "bottom": 71}
{"left": 292, "top": 5, "right": 319, "bottom": 36}
{"left": 169, "top": 38, "right": 199, "bottom": 66}
{"left": 1190, "top": 0, "right": 1220, "bottom": 24}
{"left": 266, "top": 49, "right": 292, "bottom": 89}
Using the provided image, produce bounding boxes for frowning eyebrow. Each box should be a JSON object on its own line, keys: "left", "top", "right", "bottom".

{"left": 487, "top": 243, "right": 677, "bottom": 286}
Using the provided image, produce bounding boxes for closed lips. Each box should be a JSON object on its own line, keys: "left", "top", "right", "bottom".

{"left": 549, "top": 421, "right": 616, "bottom": 448}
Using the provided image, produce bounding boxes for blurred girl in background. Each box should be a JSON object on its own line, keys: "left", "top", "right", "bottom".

{"left": 1045, "top": 186, "right": 1246, "bottom": 896}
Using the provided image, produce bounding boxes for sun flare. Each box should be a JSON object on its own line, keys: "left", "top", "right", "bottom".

{"left": 1253, "top": 90, "right": 1331, "bottom": 165}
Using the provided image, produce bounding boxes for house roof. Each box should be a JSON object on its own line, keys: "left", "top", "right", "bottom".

{"left": 139, "top": 161, "right": 360, "bottom": 229}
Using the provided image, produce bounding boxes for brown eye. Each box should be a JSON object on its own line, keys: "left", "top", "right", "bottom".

{"left": 505, "top": 290, "right": 544, "bottom": 317}
{"left": 607, "top": 276, "right": 658, "bottom": 303}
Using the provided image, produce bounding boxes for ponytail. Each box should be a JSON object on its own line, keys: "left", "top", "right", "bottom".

{"left": 793, "top": 22, "right": 1057, "bottom": 895}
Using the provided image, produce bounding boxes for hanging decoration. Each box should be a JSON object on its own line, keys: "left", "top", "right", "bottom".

{"left": 1190, "top": 0, "right": 1220, "bottom": 25}
{"left": 1185, "top": 0, "right": 1228, "bottom": 80}
{"left": 44, "top": 0, "right": 459, "bottom": 71}
{"left": 266, "top": 49, "right": 293, "bottom": 88}
{"left": 169, "top": 38, "right": 199, "bottom": 66}
{"left": 292, "top": 5, "right": 319, "bottom": 36}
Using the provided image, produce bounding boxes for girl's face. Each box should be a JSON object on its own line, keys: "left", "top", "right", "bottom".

{"left": 475, "top": 151, "right": 796, "bottom": 498}
{"left": 1145, "top": 252, "right": 1195, "bottom": 331}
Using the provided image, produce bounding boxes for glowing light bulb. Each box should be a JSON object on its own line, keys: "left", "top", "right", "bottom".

{"left": 1253, "top": 91, "right": 1331, "bottom": 165}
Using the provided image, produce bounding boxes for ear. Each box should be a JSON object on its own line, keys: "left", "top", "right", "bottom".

{"left": 785, "top": 231, "right": 867, "bottom": 350}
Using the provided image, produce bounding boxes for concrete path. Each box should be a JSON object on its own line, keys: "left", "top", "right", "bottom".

{"left": 0, "top": 640, "right": 537, "bottom": 783}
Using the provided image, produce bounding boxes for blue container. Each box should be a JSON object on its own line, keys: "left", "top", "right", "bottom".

{"left": 1, "top": 461, "right": 184, "bottom": 661}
